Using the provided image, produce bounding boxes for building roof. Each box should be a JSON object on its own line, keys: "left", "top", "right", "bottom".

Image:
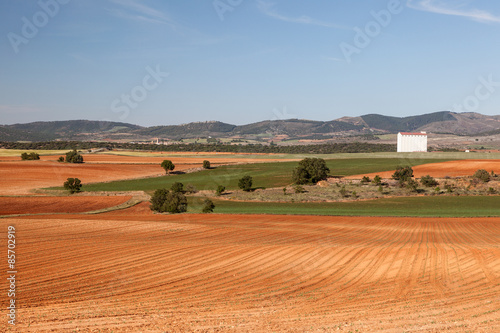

{"left": 398, "top": 132, "right": 427, "bottom": 136}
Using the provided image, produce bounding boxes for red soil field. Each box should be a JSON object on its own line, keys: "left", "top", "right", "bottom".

{"left": 2, "top": 204, "right": 498, "bottom": 332}
{"left": 348, "top": 159, "right": 500, "bottom": 179}
{"left": 0, "top": 196, "right": 131, "bottom": 215}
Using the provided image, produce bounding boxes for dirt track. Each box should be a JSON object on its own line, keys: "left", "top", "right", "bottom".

{"left": 347, "top": 159, "right": 500, "bottom": 179}
{"left": 2, "top": 203, "right": 499, "bottom": 332}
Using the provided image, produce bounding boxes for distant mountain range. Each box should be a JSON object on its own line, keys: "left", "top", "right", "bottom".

{"left": 1, "top": 111, "right": 500, "bottom": 142}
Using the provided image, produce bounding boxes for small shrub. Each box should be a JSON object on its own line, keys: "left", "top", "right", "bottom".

{"left": 161, "top": 160, "right": 175, "bottom": 174}
{"left": 473, "top": 169, "right": 490, "bottom": 183}
{"left": 488, "top": 187, "right": 496, "bottom": 194}
{"left": 420, "top": 175, "right": 438, "bottom": 187}
{"left": 64, "top": 178, "right": 82, "bottom": 194}
{"left": 392, "top": 166, "right": 413, "bottom": 182}
{"left": 378, "top": 185, "right": 383, "bottom": 193}
{"left": 57, "top": 156, "right": 65, "bottom": 163}
{"left": 215, "top": 185, "right": 225, "bottom": 196}
{"left": 352, "top": 191, "right": 357, "bottom": 198}
{"left": 294, "top": 185, "right": 306, "bottom": 194}
{"left": 283, "top": 187, "right": 287, "bottom": 195}
{"left": 434, "top": 186, "right": 441, "bottom": 194}
{"left": 361, "top": 176, "right": 370, "bottom": 183}
{"left": 339, "top": 186, "right": 348, "bottom": 198}
{"left": 202, "top": 199, "right": 215, "bottom": 213}
{"left": 372, "top": 175, "right": 382, "bottom": 185}
{"left": 406, "top": 179, "right": 419, "bottom": 192}
{"left": 203, "top": 160, "right": 211, "bottom": 169}
{"left": 170, "top": 182, "right": 184, "bottom": 193}
{"left": 238, "top": 175, "right": 253, "bottom": 192}
{"left": 185, "top": 184, "right": 198, "bottom": 193}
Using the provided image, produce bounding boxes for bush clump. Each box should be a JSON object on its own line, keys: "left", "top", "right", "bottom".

{"left": 473, "top": 169, "right": 490, "bottom": 183}
{"left": 65, "top": 150, "right": 84, "bottom": 163}
{"left": 238, "top": 175, "right": 253, "bottom": 192}
{"left": 202, "top": 199, "right": 215, "bottom": 213}
{"left": 64, "top": 177, "right": 82, "bottom": 194}
{"left": 21, "top": 152, "right": 40, "bottom": 160}
{"left": 215, "top": 185, "right": 225, "bottom": 196}
{"left": 292, "top": 158, "right": 330, "bottom": 185}
{"left": 203, "top": 160, "right": 211, "bottom": 169}
{"left": 150, "top": 188, "right": 187, "bottom": 213}
{"left": 420, "top": 175, "right": 439, "bottom": 187}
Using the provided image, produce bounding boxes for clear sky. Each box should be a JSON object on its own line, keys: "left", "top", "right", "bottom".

{"left": 1, "top": 0, "right": 500, "bottom": 127}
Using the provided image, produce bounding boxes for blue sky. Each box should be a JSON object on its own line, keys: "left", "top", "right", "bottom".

{"left": 1, "top": 0, "right": 500, "bottom": 127}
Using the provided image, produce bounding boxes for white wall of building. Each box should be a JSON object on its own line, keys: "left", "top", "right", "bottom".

{"left": 397, "top": 132, "right": 428, "bottom": 152}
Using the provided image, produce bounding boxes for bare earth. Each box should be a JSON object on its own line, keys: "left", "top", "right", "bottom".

{"left": 1, "top": 203, "right": 498, "bottom": 332}
{"left": 347, "top": 159, "right": 500, "bottom": 179}
{"left": 0, "top": 196, "right": 131, "bottom": 215}
{"left": 1, "top": 153, "right": 499, "bottom": 332}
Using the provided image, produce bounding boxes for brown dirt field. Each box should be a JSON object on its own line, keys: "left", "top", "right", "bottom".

{"left": 0, "top": 161, "right": 165, "bottom": 195}
{"left": 0, "top": 196, "right": 131, "bottom": 215}
{"left": 2, "top": 204, "right": 498, "bottom": 332}
{"left": 347, "top": 159, "right": 500, "bottom": 179}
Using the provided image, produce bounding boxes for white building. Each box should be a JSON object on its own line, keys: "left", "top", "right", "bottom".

{"left": 397, "top": 132, "right": 427, "bottom": 152}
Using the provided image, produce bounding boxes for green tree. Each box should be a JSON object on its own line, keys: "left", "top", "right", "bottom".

{"left": 150, "top": 188, "right": 187, "bottom": 213}
{"left": 64, "top": 178, "right": 82, "bottom": 194}
{"left": 170, "top": 182, "right": 184, "bottom": 193}
{"left": 161, "top": 160, "right": 175, "bottom": 174}
{"left": 57, "top": 156, "right": 65, "bottom": 163}
{"left": 202, "top": 199, "right": 215, "bottom": 213}
{"left": 215, "top": 185, "right": 225, "bottom": 196}
{"left": 203, "top": 160, "right": 211, "bottom": 169}
{"left": 292, "top": 158, "right": 330, "bottom": 185}
{"left": 238, "top": 175, "right": 253, "bottom": 192}
{"left": 65, "top": 150, "right": 84, "bottom": 163}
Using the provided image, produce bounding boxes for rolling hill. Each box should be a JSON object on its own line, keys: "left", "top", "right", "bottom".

{"left": 2, "top": 111, "right": 500, "bottom": 142}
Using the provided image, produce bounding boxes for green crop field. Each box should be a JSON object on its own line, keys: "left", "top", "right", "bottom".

{"left": 187, "top": 196, "right": 500, "bottom": 217}
{"left": 81, "top": 158, "right": 454, "bottom": 192}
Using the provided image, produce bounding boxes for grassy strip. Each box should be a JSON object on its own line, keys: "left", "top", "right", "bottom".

{"left": 188, "top": 196, "right": 500, "bottom": 217}
{"left": 81, "top": 158, "right": 453, "bottom": 192}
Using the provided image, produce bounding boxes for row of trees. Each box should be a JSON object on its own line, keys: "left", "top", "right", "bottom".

{"left": 20, "top": 152, "right": 40, "bottom": 160}
{"left": 2, "top": 141, "right": 396, "bottom": 154}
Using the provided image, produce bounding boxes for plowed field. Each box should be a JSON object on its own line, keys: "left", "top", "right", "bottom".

{"left": 2, "top": 204, "right": 498, "bottom": 332}
{"left": 348, "top": 159, "right": 500, "bottom": 179}
{"left": 0, "top": 196, "right": 131, "bottom": 215}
